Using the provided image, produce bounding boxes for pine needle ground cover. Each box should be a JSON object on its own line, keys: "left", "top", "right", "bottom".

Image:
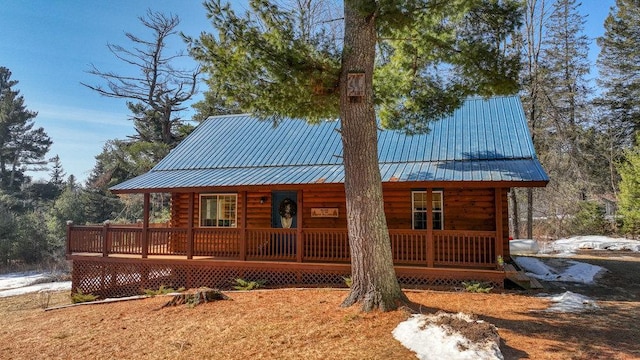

{"left": 1, "top": 281, "right": 638, "bottom": 360}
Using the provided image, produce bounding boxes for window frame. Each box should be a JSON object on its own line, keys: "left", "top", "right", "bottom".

{"left": 411, "top": 190, "right": 444, "bottom": 230}
{"left": 198, "top": 193, "right": 238, "bottom": 228}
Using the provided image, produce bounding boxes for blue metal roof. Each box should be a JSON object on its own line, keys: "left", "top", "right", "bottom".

{"left": 111, "top": 95, "right": 549, "bottom": 192}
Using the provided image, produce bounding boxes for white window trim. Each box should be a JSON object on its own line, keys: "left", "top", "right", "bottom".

{"left": 412, "top": 190, "right": 444, "bottom": 230}
{"left": 199, "top": 193, "right": 238, "bottom": 228}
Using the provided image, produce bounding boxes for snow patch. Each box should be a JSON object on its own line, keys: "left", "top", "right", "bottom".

{"left": 543, "top": 236, "right": 640, "bottom": 255}
{"left": 0, "top": 271, "right": 53, "bottom": 291}
{"left": 539, "top": 291, "right": 599, "bottom": 313}
{"left": 0, "top": 281, "right": 71, "bottom": 298}
{"left": 513, "top": 257, "right": 605, "bottom": 284}
{"left": 393, "top": 312, "right": 503, "bottom": 360}
{"left": 510, "top": 236, "right": 640, "bottom": 256}
{"left": 0, "top": 271, "right": 71, "bottom": 298}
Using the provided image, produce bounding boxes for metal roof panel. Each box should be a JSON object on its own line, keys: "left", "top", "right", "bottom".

{"left": 111, "top": 96, "right": 549, "bottom": 191}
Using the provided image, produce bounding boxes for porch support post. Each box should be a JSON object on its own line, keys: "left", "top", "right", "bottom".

{"left": 296, "top": 190, "right": 303, "bottom": 263}
{"left": 66, "top": 220, "right": 73, "bottom": 256}
{"left": 495, "top": 188, "right": 504, "bottom": 263}
{"left": 102, "top": 220, "right": 110, "bottom": 257}
{"left": 426, "top": 190, "right": 434, "bottom": 267}
{"left": 141, "top": 193, "right": 150, "bottom": 258}
{"left": 187, "top": 192, "right": 194, "bottom": 259}
{"left": 240, "top": 191, "right": 247, "bottom": 261}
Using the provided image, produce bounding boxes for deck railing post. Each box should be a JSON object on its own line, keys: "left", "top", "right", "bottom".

{"left": 240, "top": 191, "right": 247, "bottom": 261}
{"left": 102, "top": 220, "right": 111, "bottom": 257}
{"left": 495, "top": 189, "right": 504, "bottom": 266}
{"left": 296, "top": 190, "right": 303, "bottom": 262}
{"left": 426, "top": 190, "right": 434, "bottom": 267}
{"left": 142, "top": 193, "right": 150, "bottom": 258}
{"left": 187, "top": 193, "right": 194, "bottom": 259}
{"left": 66, "top": 220, "right": 73, "bottom": 256}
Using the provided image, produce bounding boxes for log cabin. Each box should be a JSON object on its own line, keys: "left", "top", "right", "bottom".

{"left": 67, "top": 95, "right": 548, "bottom": 297}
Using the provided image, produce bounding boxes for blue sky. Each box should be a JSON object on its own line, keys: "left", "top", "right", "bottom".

{"left": 0, "top": 1, "right": 615, "bottom": 183}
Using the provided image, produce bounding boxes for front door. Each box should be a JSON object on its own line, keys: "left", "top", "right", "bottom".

{"left": 271, "top": 191, "right": 298, "bottom": 228}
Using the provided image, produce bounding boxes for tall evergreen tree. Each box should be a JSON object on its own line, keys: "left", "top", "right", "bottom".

{"left": 0, "top": 67, "right": 52, "bottom": 191}
{"left": 596, "top": 0, "right": 640, "bottom": 145}
{"left": 543, "top": 0, "right": 590, "bottom": 130}
{"left": 49, "top": 154, "right": 66, "bottom": 189}
{"left": 618, "top": 133, "right": 640, "bottom": 237}
{"left": 188, "top": 0, "right": 521, "bottom": 311}
{"left": 530, "top": 0, "right": 594, "bottom": 237}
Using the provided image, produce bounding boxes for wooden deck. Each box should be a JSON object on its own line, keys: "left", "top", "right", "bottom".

{"left": 67, "top": 224, "right": 506, "bottom": 297}
{"left": 67, "top": 225, "right": 500, "bottom": 268}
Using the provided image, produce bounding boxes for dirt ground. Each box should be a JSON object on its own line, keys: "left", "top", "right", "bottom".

{"left": 529, "top": 251, "right": 640, "bottom": 302}
{"left": 1, "top": 253, "right": 639, "bottom": 360}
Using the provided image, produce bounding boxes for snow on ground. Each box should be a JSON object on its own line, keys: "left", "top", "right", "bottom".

{"left": 396, "top": 236, "right": 636, "bottom": 359}
{"left": 544, "top": 236, "right": 640, "bottom": 254}
{"left": 0, "top": 281, "right": 72, "bottom": 298}
{"left": 511, "top": 236, "right": 640, "bottom": 256}
{"left": 513, "top": 257, "right": 605, "bottom": 284}
{"left": 2, "top": 236, "right": 637, "bottom": 358}
{"left": 393, "top": 313, "right": 503, "bottom": 360}
{"left": 0, "top": 271, "right": 71, "bottom": 298}
{"left": 539, "top": 291, "right": 599, "bottom": 313}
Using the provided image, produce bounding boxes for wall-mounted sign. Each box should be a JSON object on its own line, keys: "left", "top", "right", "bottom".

{"left": 311, "top": 208, "right": 339, "bottom": 218}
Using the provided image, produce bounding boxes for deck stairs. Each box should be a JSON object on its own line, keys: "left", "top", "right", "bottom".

{"left": 504, "top": 263, "right": 544, "bottom": 290}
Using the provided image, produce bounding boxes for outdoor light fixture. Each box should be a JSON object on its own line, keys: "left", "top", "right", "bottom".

{"left": 260, "top": 196, "right": 267, "bottom": 204}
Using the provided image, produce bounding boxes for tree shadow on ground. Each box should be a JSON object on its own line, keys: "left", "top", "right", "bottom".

{"left": 482, "top": 297, "right": 640, "bottom": 359}
{"left": 531, "top": 255, "right": 640, "bottom": 302}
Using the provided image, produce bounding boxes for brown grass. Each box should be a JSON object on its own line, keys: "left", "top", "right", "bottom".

{"left": 1, "top": 287, "right": 639, "bottom": 360}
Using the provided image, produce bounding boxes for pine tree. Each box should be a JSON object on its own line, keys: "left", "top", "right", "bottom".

{"left": 82, "top": 10, "right": 199, "bottom": 148}
{"left": 533, "top": 0, "right": 594, "bottom": 237}
{"left": 543, "top": 0, "right": 590, "bottom": 130}
{"left": 0, "top": 67, "right": 52, "bottom": 191}
{"left": 596, "top": 0, "right": 640, "bottom": 145}
{"left": 49, "top": 154, "right": 66, "bottom": 189}
{"left": 618, "top": 134, "right": 640, "bottom": 237}
{"left": 188, "top": 0, "right": 521, "bottom": 311}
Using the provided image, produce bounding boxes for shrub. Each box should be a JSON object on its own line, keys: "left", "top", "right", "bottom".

{"left": 462, "top": 282, "right": 493, "bottom": 293}
{"left": 233, "top": 278, "right": 265, "bottom": 291}
{"left": 143, "top": 285, "right": 184, "bottom": 296}
{"left": 568, "top": 201, "right": 607, "bottom": 235}
{"left": 71, "top": 288, "right": 99, "bottom": 303}
{"left": 618, "top": 137, "right": 640, "bottom": 237}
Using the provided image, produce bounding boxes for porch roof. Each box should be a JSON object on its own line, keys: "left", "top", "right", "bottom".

{"left": 111, "top": 95, "right": 549, "bottom": 192}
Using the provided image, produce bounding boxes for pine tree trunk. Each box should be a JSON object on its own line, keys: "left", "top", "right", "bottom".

{"left": 339, "top": 0, "right": 407, "bottom": 312}
{"left": 509, "top": 189, "right": 520, "bottom": 239}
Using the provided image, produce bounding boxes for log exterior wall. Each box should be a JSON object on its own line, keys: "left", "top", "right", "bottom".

{"left": 169, "top": 185, "right": 510, "bottom": 252}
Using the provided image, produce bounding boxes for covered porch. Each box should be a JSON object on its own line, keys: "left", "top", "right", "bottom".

{"left": 67, "top": 223, "right": 506, "bottom": 298}
{"left": 67, "top": 224, "right": 501, "bottom": 268}
{"left": 67, "top": 187, "right": 509, "bottom": 297}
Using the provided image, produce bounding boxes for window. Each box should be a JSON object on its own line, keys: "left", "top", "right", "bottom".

{"left": 412, "top": 190, "right": 443, "bottom": 230}
{"left": 199, "top": 194, "right": 237, "bottom": 227}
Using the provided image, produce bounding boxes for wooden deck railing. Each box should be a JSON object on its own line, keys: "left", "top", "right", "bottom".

{"left": 389, "top": 230, "right": 429, "bottom": 265}
{"left": 67, "top": 223, "right": 498, "bottom": 268}
{"left": 246, "top": 229, "right": 297, "bottom": 261}
{"left": 433, "top": 230, "right": 496, "bottom": 267}
{"left": 304, "top": 229, "right": 350, "bottom": 262}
